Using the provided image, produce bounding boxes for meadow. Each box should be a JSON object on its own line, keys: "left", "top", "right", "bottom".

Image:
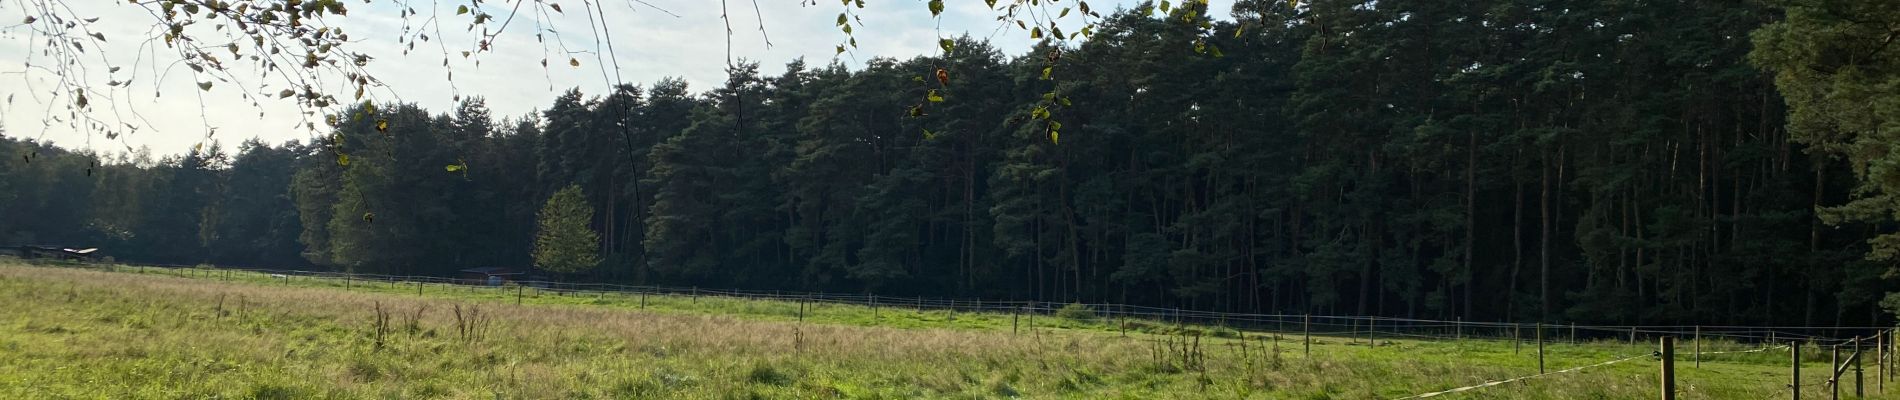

{"left": 0, "top": 259, "right": 1881, "bottom": 399}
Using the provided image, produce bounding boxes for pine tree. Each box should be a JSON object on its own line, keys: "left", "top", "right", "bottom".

{"left": 535, "top": 184, "right": 601, "bottom": 275}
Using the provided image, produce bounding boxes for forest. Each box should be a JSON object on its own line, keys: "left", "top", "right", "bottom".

{"left": 2, "top": 0, "right": 1893, "bottom": 328}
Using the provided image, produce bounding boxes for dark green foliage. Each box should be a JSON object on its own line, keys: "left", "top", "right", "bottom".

{"left": 535, "top": 185, "right": 601, "bottom": 274}
{"left": 2, "top": 1, "right": 1894, "bottom": 326}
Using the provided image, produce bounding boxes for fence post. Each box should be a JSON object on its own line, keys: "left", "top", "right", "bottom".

{"left": 1857, "top": 337, "right": 1865, "bottom": 398}
{"left": 640, "top": 291, "right": 647, "bottom": 309}
{"left": 1881, "top": 331, "right": 1888, "bottom": 394}
{"left": 1029, "top": 301, "right": 1038, "bottom": 338}
{"left": 1537, "top": 322, "right": 1546, "bottom": 374}
{"left": 1571, "top": 322, "right": 1577, "bottom": 344}
{"left": 1831, "top": 343, "right": 1846, "bottom": 400}
{"left": 692, "top": 287, "right": 698, "bottom": 304}
{"left": 516, "top": 285, "right": 522, "bottom": 305}
{"left": 416, "top": 280, "right": 422, "bottom": 296}
{"left": 1631, "top": 326, "right": 1637, "bottom": 346}
{"left": 1455, "top": 316, "right": 1462, "bottom": 340}
{"left": 1012, "top": 305, "right": 1020, "bottom": 334}
{"left": 1369, "top": 317, "right": 1377, "bottom": 347}
{"left": 1514, "top": 324, "right": 1522, "bottom": 355}
{"left": 1303, "top": 314, "right": 1311, "bottom": 358}
{"left": 1661, "top": 336, "right": 1677, "bottom": 400}
{"left": 345, "top": 274, "right": 351, "bottom": 291}
{"left": 871, "top": 295, "right": 880, "bottom": 323}
{"left": 1796, "top": 340, "right": 1803, "bottom": 400}
{"left": 1695, "top": 326, "right": 1702, "bottom": 369}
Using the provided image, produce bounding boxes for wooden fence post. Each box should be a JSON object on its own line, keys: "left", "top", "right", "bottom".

{"left": 1661, "top": 336, "right": 1677, "bottom": 400}
{"left": 640, "top": 291, "right": 647, "bottom": 309}
{"left": 1537, "top": 322, "right": 1545, "bottom": 374}
{"left": 515, "top": 285, "right": 522, "bottom": 305}
{"left": 1834, "top": 344, "right": 1842, "bottom": 400}
{"left": 1455, "top": 317, "right": 1462, "bottom": 340}
{"left": 1303, "top": 314, "right": 1311, "bottom": 358}
{"left": 1695, "top": 326, "right": 1702, "bottom": 369}
{"left": 1630, "top": 326, "right": 1637, "bottom": 346}
{"left": 1857, "top": 337, "right": 1865, "bottom": 398}
{"left": 1514, "top": 324, "right": 1522, "bottom": 355}
{"left": 1571, "top": 322, "right": 1577, "bottom": 343}
{"left": 1796, "top": 340, "right": 1803, "bottom": 400}
{"left": 1012, "top": 306, "right": 1020, "bottom": 335}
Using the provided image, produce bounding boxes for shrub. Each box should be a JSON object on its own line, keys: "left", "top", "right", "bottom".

{"left": 1055, "top": 302, "right": 1095, "bottom": 322}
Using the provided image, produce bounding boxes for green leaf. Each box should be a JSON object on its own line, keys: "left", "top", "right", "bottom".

{"left": 457, "top": 5, "right": 469, "bottom": 15}
{"left": 921, "top": 128, "right": 937, "bottom": 140}
{"left": 1040, "top": 66, "right": 1053, "bottom": 80}
{"left": 836, "top": 45, "right": 846, "bottom": 55}
{"left": 337, "top": 153, "right": 350, "bottom": 166}
{"left": 837, "top": 13, "right": 848, "bottom": 26}
{"left": 928, "top": 0, "right": 944, "bottom": 16}
{"left": 927, "top": 90, "right": 944, "bottom": 102}
{"left": 1030, "top": 27, "right": 1043, "bottom": 39}
{"left": 550, "top": 3, "right": 563, "bottom": 13}
{"left": 198, "top": 81, "right": 214, "bottom": 91}
{"left": 1060, "top": 8, "right": 1070, "bottom": 18}
{"left": 939, "top": 39, "right": 956, "bottom": 53}
{"left": 446, "top": 164, "right": 464, "bottom": 172}
{"left": 1160, "top": 1, "right": 1172, "bottom": 13}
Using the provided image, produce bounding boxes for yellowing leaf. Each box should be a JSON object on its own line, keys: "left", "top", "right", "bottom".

{"left": 457, "top": 5, "right": 469, "bottom": 15}
{"left": 927, "top": 90, "right": 944, "bottom": 102}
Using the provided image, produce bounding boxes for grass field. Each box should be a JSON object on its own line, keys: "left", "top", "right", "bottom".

{"left": 0, "top": 259, "right": 1885, "bottom": 399}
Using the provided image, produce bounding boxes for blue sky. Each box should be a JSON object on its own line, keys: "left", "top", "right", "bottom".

{"left": 1, "top": 0, "right": 1233, "bottom": 156}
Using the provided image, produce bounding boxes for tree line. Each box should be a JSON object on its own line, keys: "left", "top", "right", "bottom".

{"left": 2, "top": 0, "right": 1892, "bottom": 327}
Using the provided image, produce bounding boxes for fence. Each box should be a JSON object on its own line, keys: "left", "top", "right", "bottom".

{"left": 21, "top": 259, "right": 1900, "bottom": 399}
{"left": 51, "top": 260, "right": 1895, "bottom": 346}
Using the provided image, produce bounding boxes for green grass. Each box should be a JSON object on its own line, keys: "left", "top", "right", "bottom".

{"left": 0, "top": 259, "right": 1887, "bottom": 399}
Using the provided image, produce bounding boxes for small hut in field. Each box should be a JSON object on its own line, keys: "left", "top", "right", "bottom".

{"left": 18, "top": 245, "right": 99, "bottom": 262}
{"left": 458, "top": 267, "right": 523, "bottom": 286}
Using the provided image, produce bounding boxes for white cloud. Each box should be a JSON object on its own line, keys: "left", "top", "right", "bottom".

{"left": 1, "top": 0, "right": 1234, "bottom": 156}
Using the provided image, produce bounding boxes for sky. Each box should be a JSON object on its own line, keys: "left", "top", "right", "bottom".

{"left": 1, "top": 0, "right": 1234, "bottom": 157}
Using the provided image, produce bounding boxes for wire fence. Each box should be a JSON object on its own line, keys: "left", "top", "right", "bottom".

{"left": 47, "top": 259, "right": 1888, "bottom": 348}
{"left": 12, "top": 258, "right": 1900, "bottom": 399}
